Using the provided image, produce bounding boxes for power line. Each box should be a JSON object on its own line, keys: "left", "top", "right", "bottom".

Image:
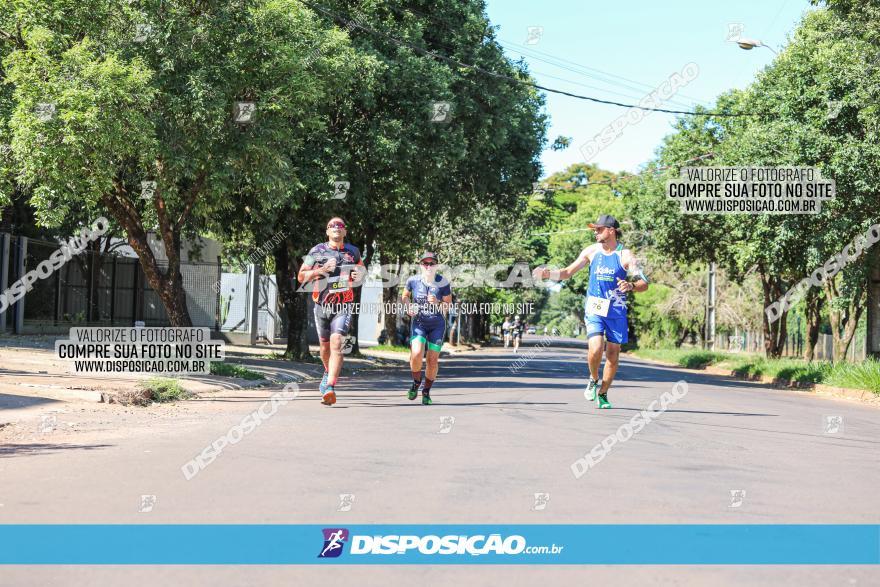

{"left": 362, "top": 0, "right": 712, "bottom": 109}
{"left": 351, "top": 0, "right": 710, "bottom": 110}
{"left": 514, "top": 64, "right": 701, "bottom": 112}
{"left": 497, "top": 40, "right": 712, "bottom": 110}
{"left": 297, "top": 0, "right": 756, "bottom": 118}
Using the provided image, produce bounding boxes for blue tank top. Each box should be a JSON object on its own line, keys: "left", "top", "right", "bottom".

{"left": 586, "top": 246, "right": 628, "bottom": 319}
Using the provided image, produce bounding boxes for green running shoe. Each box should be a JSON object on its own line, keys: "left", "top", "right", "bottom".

{"left": 597, "top": 393, "right": 612, "bottom": 409}
{"left": 584, "top": 379, "right": 599, "bottom": 402}
{"left": 319, "top": 372, "right": 329, "bottom": 395}
{"left": 408, "top": 382, "right": 420, "bottom": 401}
{"left": 421, "top": 393, "right": 433, "bottom": 406}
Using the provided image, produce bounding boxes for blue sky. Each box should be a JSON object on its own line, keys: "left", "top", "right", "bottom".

{"left": 484, "top": 0, "right": 813, "bottom": 177}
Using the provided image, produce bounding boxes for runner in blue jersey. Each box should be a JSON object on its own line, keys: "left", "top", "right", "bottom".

{"left": 297, "top": 217, "right": 365, "bottom": 406}
{"left": 533, "top": 214, "right": 649, "bottom": 409}
{"left": 402, "top": 252, "right": 452, "bottom": 405}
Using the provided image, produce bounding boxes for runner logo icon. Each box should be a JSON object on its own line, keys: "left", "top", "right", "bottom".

{"left": 318, "top": 528, "right": 349, "bottom": 558}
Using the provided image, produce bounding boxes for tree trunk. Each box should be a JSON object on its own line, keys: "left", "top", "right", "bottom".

{"left": 119, "top": 223, "right": 193, "bottom": 327}
{"left": 759, "top": 264, "right": 787, "bottom": 358}
{"left": 101, "top": 174, "right": 203, "bottom": 327}
{"left": 803, "top": 288, "right": 823, "bottom": 361}
{"left": 158, "top": 268, "right": 192, "bottom": 327}
{"left": 275, "top": 237, "right": 310, "bottom": 361}
{"left": 383, "top": 257, "right": 401, "bottom": 344}
{"left": 825, "top": 277, "right": 866, "bottom": 362}
{"left": 675, "top": 327, "right": 690, "bottom": 347}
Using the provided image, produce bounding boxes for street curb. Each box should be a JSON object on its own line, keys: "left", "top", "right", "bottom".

{"left": 626, "top": 353, "right": 879, "bottom": 405}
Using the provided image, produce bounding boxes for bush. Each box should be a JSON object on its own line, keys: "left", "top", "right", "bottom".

{"left": 628, "top": 284, "right": 681, "bottom": 348}
{"left": 137, "top": 378, "right": 191, "bottom": 403}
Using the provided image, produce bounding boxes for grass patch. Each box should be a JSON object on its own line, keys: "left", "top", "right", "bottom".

{"left": 825, "top": 358, "right": 880, "bottom": 394}
{"left": 264, "top": 351, "right": 322, "bottom": 363}
{"left": 369, "top": 344, "right": 411, "bottom": 353}
{"left": 633, "top": 347, "right": 880, "bottom": 394}
{"left": 632, "top": 348, "right": 728, "bottom": 369}
{"left": 718, "top": 357, "right": 831, "bottom": 385}
{"left": 676, "top": 351, "right": 728, "bottom": 369}
{"left": 138, "top": 378, "right": 191, "bottom": 403}
{"left": 210, "top": 361, "right": 266, "bottom": 380}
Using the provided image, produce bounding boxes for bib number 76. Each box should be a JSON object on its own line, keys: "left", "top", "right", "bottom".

{"left": 586, "top": 295, "right": 611, "bottom": 317}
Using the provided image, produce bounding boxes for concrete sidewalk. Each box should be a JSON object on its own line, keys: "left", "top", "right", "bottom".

{"left": 0, "top": 337, "right": 484, "bottom": 424}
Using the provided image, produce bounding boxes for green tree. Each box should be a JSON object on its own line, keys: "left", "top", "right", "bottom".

{"left": 3, "top": 0, "right": 346, "bottom": 325}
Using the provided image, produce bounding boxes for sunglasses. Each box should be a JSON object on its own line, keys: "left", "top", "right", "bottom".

{"left": 327, "top": 222, "right": 346, "bottom": 229}
{"left": 421, "top": 261, "right": 437, "bottom": 266}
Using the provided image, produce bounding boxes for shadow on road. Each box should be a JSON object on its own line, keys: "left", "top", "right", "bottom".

{"left": 0, "top": 443, "right": 114, "bottom": 458}
{"left": 0, "top": 393, "right": 60, "bottom": 410}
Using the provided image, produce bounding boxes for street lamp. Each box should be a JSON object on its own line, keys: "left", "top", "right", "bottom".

{"left": 736, "top": 37, "right": 778, "bottom": 55}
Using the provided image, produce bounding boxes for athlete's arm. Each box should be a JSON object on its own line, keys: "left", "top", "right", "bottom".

{"left": 401, "top": 278, "right": 417, "bottom": 316}
{"left": 533, "top": 244, "right": 597, "bottom": 281}
{"left": 619, "top": 249, "right": 649, "bottom": 293}
{"left": 297, "top": 263, "right": 332, "bottom": 283}
{"left": 349, "top": 261, "right": 365, "bottom": 283}
{"left": 297, "top": 249, "right": 334, "bottom": 283}
{"left": 348, "top": 248, "right": 366, "bottom": 283}
{"left": 439, "top": 290, "right": 453, "bottom": 315}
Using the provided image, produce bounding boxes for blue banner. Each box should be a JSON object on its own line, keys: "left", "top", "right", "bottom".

{"left": 1, "top": 525, "right": 877, "bottom": 564}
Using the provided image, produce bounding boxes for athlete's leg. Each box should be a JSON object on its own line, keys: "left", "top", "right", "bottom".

{"left": 422, "top": 347, "right": 440, "bottom": 406}
{"left": 410, "top": 318, "right": 428, "bottom": 373}
{"left": 328, "top": 332, "right": 345, "bottom": 382}
{"left": 319, "top": 341, "right": 331, "bottom": 370}
{"left": 420, "top": 317, "right": 445, "bottom": 405}
{"left": 314, "top": 305, "right": 332, "bottom": 369}
{"left": 408, "top": 319, "right": 428, "bottom": 400}
{"left": 587, "top": 334, "right": 604, "bottom": 381}
{"left": 314, "top": 304, "right": 333, "bottom": 396}
{"left": 599, "top": 342, "right": 620, "bottom": 394}
{"left": 596, "top": 317, "right": 627, "bottom": 408}
{"left": 584, "top": 315, "right": 606, "bottom": 401}
{"left": 321, "top": 310, "right": 352, "bottom": 406}
{"left": 409, "top": 338, "right": 425, "bottom": 373}
{"left": 425, "top": 349, "right": 440, "bottom": 380}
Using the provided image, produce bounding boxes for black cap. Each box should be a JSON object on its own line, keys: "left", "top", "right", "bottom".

{"left": 419, "top": 251, "right": 437, "bottom": 263}
{"left": 588, "top": 214, "right": 620, "bottom": 230}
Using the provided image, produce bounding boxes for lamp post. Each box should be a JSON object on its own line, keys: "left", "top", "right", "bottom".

{"left": 736, "top": 37, "right": 778, "bottom": 55}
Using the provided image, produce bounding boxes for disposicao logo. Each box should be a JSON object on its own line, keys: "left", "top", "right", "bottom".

{"left": 318, "top": 528, "right": 349, "bottom": 558}
{"left": 349, "top": 534, "right": 527, "bottom": 555}
{"left": 316, "top": 530, "right": 562, "bottom": 559}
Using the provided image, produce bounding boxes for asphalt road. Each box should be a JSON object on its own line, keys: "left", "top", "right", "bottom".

{"left": 2, "top": 337, "right": 878, "bottom": 586}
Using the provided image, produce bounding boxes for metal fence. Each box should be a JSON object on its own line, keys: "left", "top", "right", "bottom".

{"left": 0, "top": 233, "right": 222, "bottom": 334}
{"left": 714, "top": 329, "right": 867, "bottom": 362}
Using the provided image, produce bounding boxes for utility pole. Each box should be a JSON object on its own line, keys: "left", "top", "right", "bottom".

{"left": 706, "top": 262, "right": 717, "bottom": 351}
{"left": 868, "top": 248, "right": 880, "bottom": 358}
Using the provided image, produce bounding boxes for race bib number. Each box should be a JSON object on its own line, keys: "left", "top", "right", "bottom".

{"left": 326, "top": 264, "right": 357, "bottom": 292}
{"left": 326, "top": 275, "right": 350, "bottom": 292}
{"left": 586, "top": 295, "right": 610, "bottom": 317}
